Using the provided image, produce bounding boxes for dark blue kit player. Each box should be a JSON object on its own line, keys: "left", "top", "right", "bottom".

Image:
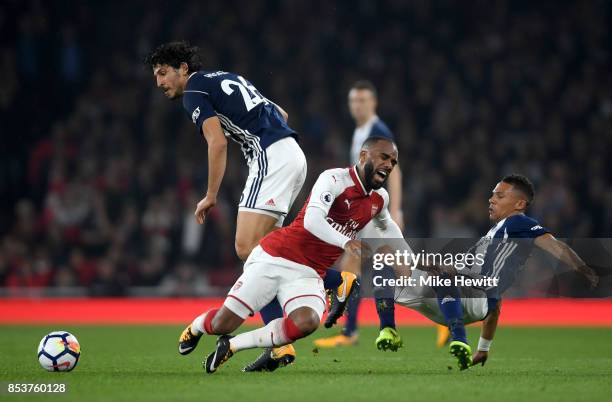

{"left": 145, "top": 41, "right": 309, "bottom": 371}
{"left": 381, "top": 175, "right": 599, "bottom": 370}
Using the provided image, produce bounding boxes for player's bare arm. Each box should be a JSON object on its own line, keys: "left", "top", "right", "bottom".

{"left": 534, "top": 233, "right": 599, "bottom": 288}
{"left": 472, "top": 300, "right": 502, "bottom": 366}
{"left": 387, "top": 165, "right": 404, "bottom": 231}
{"left": 194, "top": 116, "right": 228, "bottom": 224}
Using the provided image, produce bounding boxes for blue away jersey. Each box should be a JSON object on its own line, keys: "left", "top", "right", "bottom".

{"left": 182, "top": 71, "right": 296, "bottom": 163}
{"left": 468, "top": 213, "right": 549, "bottom": 298}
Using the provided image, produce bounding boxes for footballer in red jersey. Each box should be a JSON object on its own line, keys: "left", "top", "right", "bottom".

{"left": 180, "top": 137, "right": 403, "bottom": 374}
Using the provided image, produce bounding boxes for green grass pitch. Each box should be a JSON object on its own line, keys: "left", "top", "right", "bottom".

{"left": 1, "top": 325, "right": 610, "bottom": 402}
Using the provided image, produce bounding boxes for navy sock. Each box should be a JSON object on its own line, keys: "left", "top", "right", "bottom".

{"left": 259, "top": 298, "right": 283, "bottom": 325}
{"left": 323, "top": 269, "right": 343, "bottom": 290}
{"left": 434, "top": 276, "right": 467, "bottom": 343}
{"left": 375, "top": 298, "right": 396, "bottom": 329}
{"left": 342, "top": 276, "right": 361, "bottom": 336}
{"left": 373, "top": 265, "right": 396, "bottom": 329}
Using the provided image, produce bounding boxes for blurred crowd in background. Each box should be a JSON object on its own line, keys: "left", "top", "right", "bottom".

{"left": 1, "top": 0, "right": 611, "bottom": 296}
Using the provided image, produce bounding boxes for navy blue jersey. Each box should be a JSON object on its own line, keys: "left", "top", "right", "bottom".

{"left": 466, "top": 214, "right": 549, "bottom": 298}
{"left": 350, "top": 117, "right": 395, "bottom": 165}
{"left": 370, "top": 119, "right": 394, "bottom": 140}
{"left": 182, "top": 71, "right": 296, "bottom": 163}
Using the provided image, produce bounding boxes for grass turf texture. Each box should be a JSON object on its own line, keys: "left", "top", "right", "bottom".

{"left": 1, "top": 325, "right": 610, "bottom": 402}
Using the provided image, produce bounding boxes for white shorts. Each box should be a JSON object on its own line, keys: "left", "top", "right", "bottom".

{"left": 224, "top": 246, "right": 327, "bottom": 320}
{"left": 393, "top": 271, "right": 489, "bottom": 325}
{"left": 238, "top": 137, "right": 307, "bottom": 226}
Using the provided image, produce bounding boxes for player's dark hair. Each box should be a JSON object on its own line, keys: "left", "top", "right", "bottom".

{"left": 502, "top": 174, "right": 535, "bottom": 206}
{"left": 144, "top": 41, "right": 203, "bottom": 73}
{"left": 351, "top": 80, "right": 378, "bottom": 98}
{"left": 361, "top": 136, "right": 395, "bottom": 150}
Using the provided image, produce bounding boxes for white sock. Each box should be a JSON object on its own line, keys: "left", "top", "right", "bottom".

{"left": 229, "top": 318, "right": 290, "bottom": 352}
{"left": 191, "top": 312, "right": 209, "bottom": 335}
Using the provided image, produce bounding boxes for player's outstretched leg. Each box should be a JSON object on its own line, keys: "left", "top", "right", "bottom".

{"left": 433, "top": 276, "right": 472, "bottom": 369}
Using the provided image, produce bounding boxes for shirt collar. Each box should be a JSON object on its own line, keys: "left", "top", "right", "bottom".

{"left": 350, "top": 165, "right": 372, "bottom": 195}
{"left": 186, "top": 71, "right": 197, "bottom": 84}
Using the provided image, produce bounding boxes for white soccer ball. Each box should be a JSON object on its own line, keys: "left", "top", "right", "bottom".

{"left": 37, "top": 331, "right": 81, "bottom": 372}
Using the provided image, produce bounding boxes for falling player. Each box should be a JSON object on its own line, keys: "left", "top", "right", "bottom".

{"left": 144, "top": 41, "right": 307, "bottom": 367}
{"left": 315, "top": 80, "right": 405, "bottom": 348}
{"left": 373, "top": 174, "right": 599, "bottom": 369}
{"left": 179, "top": 137, "right": 403, "bottom": 373}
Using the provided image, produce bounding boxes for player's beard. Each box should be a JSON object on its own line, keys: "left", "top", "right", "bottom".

{"left": 363, "top": 161, "right": 386, "bottom": 190}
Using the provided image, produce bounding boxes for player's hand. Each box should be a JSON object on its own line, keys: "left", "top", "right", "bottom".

{"left": 577, "top": 265, "right": 599, "bottom": 289}
{"left": 472, "top": 350, "right": 488, "bottom": 366}
{"left": 194, "top": 194, "right": 217, "bottom": 224}
{"left": 344, "top": 240, "right": 370, "bottom": 259}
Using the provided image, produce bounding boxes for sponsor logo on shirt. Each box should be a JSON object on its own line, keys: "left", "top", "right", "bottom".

{"left": 204, "top": 71, "right": 228, "bottom": 78}
{"left": 326, "top": 217, "right": 360, "bottom": 239}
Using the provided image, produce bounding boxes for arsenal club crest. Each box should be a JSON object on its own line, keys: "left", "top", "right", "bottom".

{"left": 371, "top": 204, "right": 379, "bottom": 216}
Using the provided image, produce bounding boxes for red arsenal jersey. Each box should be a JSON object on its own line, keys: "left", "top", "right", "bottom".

{"left": 260, "top": 166, "right": 388, "bottom": 277}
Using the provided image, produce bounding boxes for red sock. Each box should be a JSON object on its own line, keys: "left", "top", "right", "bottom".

{"left": 204, "top": 308, "right": 219, "bottom": 334}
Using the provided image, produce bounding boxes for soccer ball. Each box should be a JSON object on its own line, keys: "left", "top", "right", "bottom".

{"left": 37, "top": 331, "right": 81, "bottom": 372}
